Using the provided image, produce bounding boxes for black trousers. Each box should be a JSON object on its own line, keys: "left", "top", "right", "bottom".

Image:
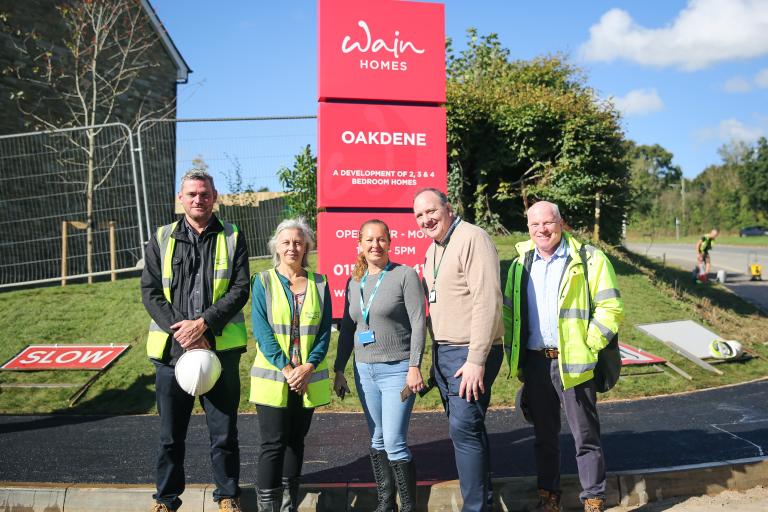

{"left": 255, "top": 391, "right": 315, "bottom": 489}
{"left": 153, "top": 351, "right": 241, "bottom": 510}
{"left": 522, "top": 350, "right": 606, "bottom": 501}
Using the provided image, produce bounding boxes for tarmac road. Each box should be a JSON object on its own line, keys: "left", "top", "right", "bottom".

{"left": 1, "top": 379, "right": 767, "bottom": 486}
{"left": 625, "top": 242, "right": 768, "bottom": 312}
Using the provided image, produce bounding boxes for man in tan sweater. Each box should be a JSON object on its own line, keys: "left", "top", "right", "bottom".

{"left": 413, "top": 188, "right": 504, "bottom": 512}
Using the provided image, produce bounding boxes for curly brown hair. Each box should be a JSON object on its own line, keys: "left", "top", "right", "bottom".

{"left": 351, "top": 219, "right": 391, "bottom": 281}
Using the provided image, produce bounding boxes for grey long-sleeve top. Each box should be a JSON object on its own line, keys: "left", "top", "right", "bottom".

{"left": 335, "top": 263, "right": 426, "bottom": 371}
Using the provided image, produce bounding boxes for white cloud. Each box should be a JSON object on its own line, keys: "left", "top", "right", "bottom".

{"left": 580, "top": 0, "right": 768, "bottom": 71}
{"left": 718, "top": 119, "right": 763, "bottom": 143}
{"left": 723, "top": 76, "right": 752, "bottom": 93}
{"left": 756, "top": 68, "right": 768, "bottom": 88}
{"left": 611, "top": 89, "right": 664, "bottom": 117}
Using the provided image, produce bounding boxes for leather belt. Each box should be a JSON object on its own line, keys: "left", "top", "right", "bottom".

{"left": 543, "top": 348, "right": 559, "bottom": 359}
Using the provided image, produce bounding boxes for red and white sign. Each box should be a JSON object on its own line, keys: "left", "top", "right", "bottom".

{"left": 317, "top": 211, "right": 432, "bottom": 317}
{"left": 2, "top": 344, "right": 130, "bottom": 370}
{"left": 318, "top": 0, "right": 445, "bottom": 103}
{"left": 318, "top": 102, "right": 446, "bottom": 208}
{"left": 619, "top": 343, "right": 666, "bottom": 366}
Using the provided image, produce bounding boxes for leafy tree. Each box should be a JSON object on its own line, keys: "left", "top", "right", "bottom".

{"left": 278, "top": 145, "right": 317, "bottom": 229}
{"left": 3, "top": 0, "right": 173, "bottom": 282}
{"left": 446, "top": 30, "right": 629, "bottom": 242}
{"left": 741, "top": 137, "right": 768, "bottom": 214}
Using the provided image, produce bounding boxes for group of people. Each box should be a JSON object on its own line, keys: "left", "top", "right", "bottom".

{"left": 142, "top": 169, "right": 624, "bottom": 512}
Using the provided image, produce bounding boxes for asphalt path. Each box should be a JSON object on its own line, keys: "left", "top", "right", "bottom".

{"left": 1, "top": 379, "right": 767, "bottom": 485}
{"left": 625, "top": 242, "right": 768, "bottom": 312}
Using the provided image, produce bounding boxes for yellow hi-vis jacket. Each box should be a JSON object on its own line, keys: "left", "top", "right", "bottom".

{"left": 145, "top": 221, "right": 248, "bottom": 359}
{"left": 249, "top": 269, "right": 330, "bottom": 408}
{"left": 503, "top": 232, "right": 624, "bottom": 389}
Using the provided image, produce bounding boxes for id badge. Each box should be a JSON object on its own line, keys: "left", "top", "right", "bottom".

{"left": 429, "top": 289, "right": 437, "bottom": 303}
{"left": 358, "top": 330, "right": 376, "bottom": 345}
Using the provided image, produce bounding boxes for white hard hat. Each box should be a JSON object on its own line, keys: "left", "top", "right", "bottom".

{"left": 174, "top": 349, "right": 222, "bottom": 396}
{"left": 709, "top": 339, "right": 744, "bottom": 360}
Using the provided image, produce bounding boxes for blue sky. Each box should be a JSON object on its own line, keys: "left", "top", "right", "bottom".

{"left": 152, "top": 0, "right": 768, "bottom": 179}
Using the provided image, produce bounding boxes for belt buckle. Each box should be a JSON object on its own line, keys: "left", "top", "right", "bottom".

{"left": 543, "top": 348, "right": 559, "bottom": 359}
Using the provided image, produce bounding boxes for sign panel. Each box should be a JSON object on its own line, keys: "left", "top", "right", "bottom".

{"left": 317, "top": 211, "right": 432, "bottom": 317}
{"left": 636, "top": 320, "right": 720, "bottom": 359}
{"left": 318, "top": 102, "right": 446, "bottom": 208}
{"left": 318, "top": 0, "right": 445, "bottom": 103}
{"left": 2, "top": 344, "right": 130, "bottom": 370}
{"left": 619, "top": 343, "right": 666, "bottom": 366}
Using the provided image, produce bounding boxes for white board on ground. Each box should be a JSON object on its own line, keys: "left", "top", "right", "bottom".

{"left": 635, "top": 320, "right": 721, "bottom": 359}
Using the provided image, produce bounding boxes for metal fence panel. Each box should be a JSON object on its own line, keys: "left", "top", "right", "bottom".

{"left": 0, "top": 123, "right": 144, "bottom": 288}
{"left": 137, "top": 116, "right": 316, "bottom": 257}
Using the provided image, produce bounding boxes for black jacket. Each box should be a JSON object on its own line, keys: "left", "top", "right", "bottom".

{"left": 141, "top": 215, "right": 250, "bottom": 362}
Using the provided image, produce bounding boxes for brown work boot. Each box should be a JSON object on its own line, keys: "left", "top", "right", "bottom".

{"left": 151, "top": 504, "right": 173, "bottom": 512}
{"left": 583, "top": 497, "right": 605, "bottom": 512}
{"left": 530, "top": 488, "right": 561, "bottom": 511}
{"left": 218, "top": 497, "right": 242, "bottom": 512}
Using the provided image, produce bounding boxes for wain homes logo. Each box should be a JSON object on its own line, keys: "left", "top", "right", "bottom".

{"left": 340, "top": 20, "right": 425, "bottom": 71}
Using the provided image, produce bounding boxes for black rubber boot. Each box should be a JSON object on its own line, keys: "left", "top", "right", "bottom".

{"left": 390, "top": 459, "right": 417, "bottom": 512}
{"left": 257, "top": 487, "right": 283, "bottom": 512}
{"left": 280, "top": 476, "right": 300, "bottom": 512}
{"left": 370, "top": 448, "right": 398, "bottom": 512}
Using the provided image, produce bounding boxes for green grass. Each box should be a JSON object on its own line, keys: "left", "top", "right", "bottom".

{"left": 1, "top": 236, "right": 767, "bottom": 414}
{"left": 625, "top": 232, "right": 768, "bottom": 247}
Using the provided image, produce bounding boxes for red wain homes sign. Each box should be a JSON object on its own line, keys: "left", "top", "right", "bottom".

{"left": 317, "top": 102, "right": 446, "bottom": 208}
{"left": 317, "top": 0, "right": 446, "bottom": 317}
{"left": 318, "top": 0, "right": 445, "bottom": 103}
{"left": 2, "top": 344, "right": 129, "bottom": 370}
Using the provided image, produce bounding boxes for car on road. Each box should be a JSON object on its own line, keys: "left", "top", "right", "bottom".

{"left": 739, "top": 226, "right": 768, "bottom": 237}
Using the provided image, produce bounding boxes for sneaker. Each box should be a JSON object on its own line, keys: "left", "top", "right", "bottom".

{"left": 151, "top": 504, "right": 173, "bottom": 512}
{"left": 583, "top": 497, "right": 606, "bottom": 512}
{"left": 530, "top": 488, "right": 561, "bottom": 512}
{"left": 218, "top": 497, "right": 242, "bottom": 512}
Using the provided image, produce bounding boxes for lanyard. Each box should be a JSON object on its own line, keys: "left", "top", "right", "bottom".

{"left": 360, "top": 262, "right": 392, "bottom": 326}
{"left": 432, "top": 216, "right": 461, "bottom": 285}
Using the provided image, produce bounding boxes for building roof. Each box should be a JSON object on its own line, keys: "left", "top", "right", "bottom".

{"left": 140, "top": 0, "right": 192, "bottom": 83}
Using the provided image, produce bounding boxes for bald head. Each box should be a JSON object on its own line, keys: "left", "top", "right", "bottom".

{"left": 527, "top": 201, "right": 564, "bottom": 258}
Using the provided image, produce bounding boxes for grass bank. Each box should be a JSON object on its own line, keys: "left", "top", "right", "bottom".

{"left": 1, "top": 235, "right": 767, "bottom": 414}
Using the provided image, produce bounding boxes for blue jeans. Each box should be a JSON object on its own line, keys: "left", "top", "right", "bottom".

{"left": 433, "top": 344, "right": 503, "bottom": 512}
{"left": 354, "top": 359, "right": 415, "bottom": 462}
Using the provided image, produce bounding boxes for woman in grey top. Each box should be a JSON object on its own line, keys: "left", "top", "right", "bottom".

{"left": 334, "top": 219, "right": 426, "bottom": 512}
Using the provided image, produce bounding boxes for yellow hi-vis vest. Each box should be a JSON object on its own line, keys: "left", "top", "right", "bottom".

{"left": 502, "top": 232, "right": 624, "bottom": 389}
{"left": 145, "top": 220, "right": 248, "bottom": 359}
{"left": 249, "top": 269, "right": 330, "bottom": 408}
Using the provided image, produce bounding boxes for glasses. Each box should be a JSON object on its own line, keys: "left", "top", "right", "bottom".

{"left": 528, "top": 221, "right": 559, "bottom": 230}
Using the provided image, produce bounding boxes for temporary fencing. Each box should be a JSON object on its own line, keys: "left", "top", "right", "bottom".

{"left": 0, "top": 123, "right": 144, "bottom": 288}
{"left": 0, "top": 116, "right": 316, "bottom": 289}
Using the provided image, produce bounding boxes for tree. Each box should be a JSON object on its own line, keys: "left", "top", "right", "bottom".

{"left": 626, "top": 142, "right": 683, "bottom": 229}
{"left": 446, "top": 30, "right": 630, "bottom": 242}
{"left": 3, "top": 0, "right": 173, "bottom": 282}
{"left": 741, "top": 137, "right": 768, "bottom": 215}
{"left": 278, "top": 145, "right": 317, "bottom": 230}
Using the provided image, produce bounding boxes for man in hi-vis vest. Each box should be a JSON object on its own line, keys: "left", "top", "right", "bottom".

{"left": 503, "top": 201, "right": 623, "bottom": 512}
{"left": 141, "top": 169, "right": 249, "bottom": 512}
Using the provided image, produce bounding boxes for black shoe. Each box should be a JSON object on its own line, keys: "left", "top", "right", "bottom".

{"left": 280, "top": 476, "right": 300, "bottom": 512}
{"left": 257, "top": 486, "right": 283, "bottom": 512}
{"left": 370, "top": 448, "right": 398, "bottom": 512}
{"left": 390, "top": 459, "right": 417, "bottom": 512}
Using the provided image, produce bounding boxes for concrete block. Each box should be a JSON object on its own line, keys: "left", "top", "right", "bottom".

{"left": 0, "top": 486, "right": 66, "bottom": 512}
{"left": 66, "top": 485, "right": 203, "bottom": 512}
{"left": 618, "top": 457, "right": 768, "bottom": 507}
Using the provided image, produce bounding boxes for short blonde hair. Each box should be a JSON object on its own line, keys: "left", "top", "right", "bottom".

{"left": 268, "top": 217, "right": 315, "bottom": 268}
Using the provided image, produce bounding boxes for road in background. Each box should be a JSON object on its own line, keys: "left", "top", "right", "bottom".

{"left": 625, "top": 242, "right": 768, "bottom": 312}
